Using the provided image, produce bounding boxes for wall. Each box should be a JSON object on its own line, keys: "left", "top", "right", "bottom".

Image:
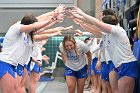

{"left": 95, "top": 0, "right": 102, "bottom": 19}
{"left": 0, "top": 0, "right": 77, "bottom": 8}
{"left": 77, "top": 0, "right": 95, "bottom": 16}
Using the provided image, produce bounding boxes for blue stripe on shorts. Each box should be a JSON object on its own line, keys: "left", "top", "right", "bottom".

{"left": 32, "top": 63, "right": 42, "bottom": 74}
{"left": 0, "top": 60, "right": 16, "bottom": 78}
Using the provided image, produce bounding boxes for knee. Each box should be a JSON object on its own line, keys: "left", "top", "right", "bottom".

{"left": 68, "top": 86, "right": 75, "bottom": 93}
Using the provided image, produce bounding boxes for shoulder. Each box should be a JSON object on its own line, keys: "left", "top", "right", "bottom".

{"left": 9, "top": 21, "right": 23, "bottom": 33}
{"left": 110, "top": 25, "right": 126, "bottom": 35}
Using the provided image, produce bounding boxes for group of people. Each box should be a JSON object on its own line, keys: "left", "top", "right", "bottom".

{"left": 59, "top": 7, "right": 139, "bottom": 93}
{"left": 0, "top": 4, "right": 139, "bottom": 93}
{"left": 0, "top": 4, "right": 73, "bottom": 93}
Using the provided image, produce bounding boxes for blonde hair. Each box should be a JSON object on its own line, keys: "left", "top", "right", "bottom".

{"left": 62, "top": 35, "right": 79, "bottom": 60}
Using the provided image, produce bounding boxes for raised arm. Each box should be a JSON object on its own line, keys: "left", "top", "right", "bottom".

{"left": 36, "top": 4, "right": 66, "bottom": 21}
{"left": 73, "top": 18, "right": 102, "bottom": 38}
{"left": 71, "top": 7, "right": 112, "bottom": 34}
{"left": 20, "top": 20, "right": 51, "bottom": 33}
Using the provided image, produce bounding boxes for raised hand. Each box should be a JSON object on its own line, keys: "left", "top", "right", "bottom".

{"left": 54, "top": 4, "right": 67, "bottom": 22}
{"left": 63, "top": 25, "right": 73, "bottom": 31}
{"left": 42, "top": 55, "right": 50, "bottom": 64}
{"left": 66, "top": 9, "right": 75, "bottom": 19}
{"left": 55, "top": 4, "right": 67, "bottom": 14}
{"left": 56, "top": 13, "right": 65, "bottom": 22}
{"left": 55, "top": 25, "right": 73, "bottom": 32}
{"left": 74, "top": 29, "right": 83, "bottom": 36}
{"left": 71, "top": 6, "right": 85, "bottom": 16}
{"left": 95, "top": 60, "right": 101, "bottom": 70}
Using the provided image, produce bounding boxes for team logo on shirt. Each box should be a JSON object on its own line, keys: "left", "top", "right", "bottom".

{"left": 24, "top": 35, "right": 29, "bottom": 44}
{"left": 67, "top": 52, "right": 78, "bottom": 60}
{"left": 99, "top": 40, "right": 103, "bottom": 47}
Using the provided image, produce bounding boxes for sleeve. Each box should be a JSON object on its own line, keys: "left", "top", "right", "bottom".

{"left": 37, "top": 49, "right": 42, "bottom": 61}
{"left": 6, "top": 22, "right": 23, "bottom": 40}
{"left": 90, "top": 44, "right": 100, "bottom": 53}
{"left": 110, "top": 25, "right": 124, "bottom": 37}
{"left": 30, "top": 43, "right": 39, "bottom": 58}
{"left": 10, "top": 21, "right": 23, "bottom": 34}
{"left": 83, "top": 32, "right": 96, "bottom": 37}
{"left": 78, "top": 40, "right": 90, "bottom": 53}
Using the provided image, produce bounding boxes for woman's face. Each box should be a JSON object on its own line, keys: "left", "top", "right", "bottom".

{"left": 65, "top": 40, "right": 75, "bottom": 51}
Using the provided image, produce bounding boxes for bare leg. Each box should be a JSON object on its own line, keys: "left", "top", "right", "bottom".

{"left": 66, "top": 76, "right": 76, "bottom": 93}
{"left": 0, "top": 73, "right": 15, "bottom": 93}
{"left": 77, "top": 78, "right": 86, "bottom": 93}
{"left": 118, "top": 76, "right": 135, "bottom": 93}
{"left": 91, "top": 70, "right": 98, "bottom": 91}
{"left": 86, "top": 75, "right": 92, "bottom": 89}
{"left": 20, "top": 68, "right": 29, "bottom": 93}
{"left": 109, "top": 70, "right": 118, "bottom": 93}
{"left": 101, "top": 79, "right": 107, "bottom": 93}
{"left": 14, "top": 74, "right": 23, "bottom": 93}
{"left": 29, "top": 71, "right": 40, "bottom": 93}
{"left": 96, "top": 75, "right": 101, "bottom": 93}
{"left": 106, "top": 81, "right": 112, "bottom": 93}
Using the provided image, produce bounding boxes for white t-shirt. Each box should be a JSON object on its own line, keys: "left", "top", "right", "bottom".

{"left": 59, "top": 40, "right": 90, "bottom": 71}
{"left": 29, "top": 42, "right": 42, "bottom": 70}
{"left": 104, "top": 25, "right": 136, "bottom": 67}
{"left": 18, "top": 33, "right": 34, "bottom": 66}
{"left": 0, "top": 21, "right": 26, "bottom": 66}
{"left": 89, "top": 38, "right": 100, "bottom": 59}
{"left": 100, "top": 34, "right": 112, "bottom": 63}
{"left": 83, "top": 32, "right": 96, "bottom": 37}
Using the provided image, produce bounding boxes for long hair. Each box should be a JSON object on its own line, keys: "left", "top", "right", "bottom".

{"left": 21, "top": 13, "right": 38, "bottom": 43}
{"left": 62, "top": 35, "right": 79, "bottom": 60}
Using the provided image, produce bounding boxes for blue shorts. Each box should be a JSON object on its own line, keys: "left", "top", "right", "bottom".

{"left": 88, "top": 65, "right": 92, "bottom": 76}
{"left": 108, "top": 61, "right": 118, "bottom": 73}
{"left": 0, "top": 60, "right": 16, "bottom": 78}
{"left": 16, "top": 64, "right": 24, "bottom": 77}
{"left": 118, "top": 61, "right": 139, "bottom": 80}
{"left": 101, "top": 62, "right": 109, "bottom": 81}
{"left": 91, "top": 57, "right": 101, "bottom": 75}
{"left": 32, "top": 63, "right": 42, "bottom": 74}
{"left": 24, "top": 58, "right": 32, "bottom": 75}
{"left": 65, "top": 65, "right": 88, "bottom": 79}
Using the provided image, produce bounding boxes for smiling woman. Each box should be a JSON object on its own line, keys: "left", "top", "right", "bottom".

{"left": 59, "top": 35, "right": 92, "bottom": 93}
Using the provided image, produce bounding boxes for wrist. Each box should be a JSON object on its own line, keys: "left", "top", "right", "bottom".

{"left": 53, "top": 10, "right": 59, "bottom": 17}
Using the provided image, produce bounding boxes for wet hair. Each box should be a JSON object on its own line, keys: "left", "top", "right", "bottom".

{"left": 21, "top": 13, "right": 38, "bottom": 43}
{"left": 102, "top": 15, "right": 119, "bottom": 25}
{"left": 102, "top": 9, "right": 115, "bottom": 16}
{"left": 62, "top": 35, "right": 79, "bottom": 60}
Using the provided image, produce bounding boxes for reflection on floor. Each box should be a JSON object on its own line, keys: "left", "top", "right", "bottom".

{"left": 36, "top": 77, "right": 91, "bottom": 93}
